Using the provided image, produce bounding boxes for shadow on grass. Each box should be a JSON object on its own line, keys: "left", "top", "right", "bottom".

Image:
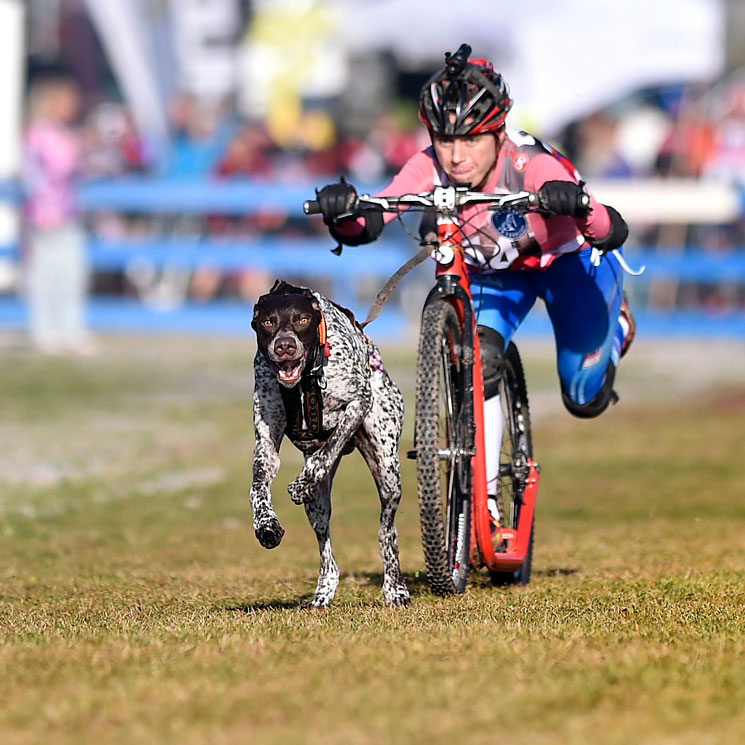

{"left": 533, "top": 567, "right": 579, "bottom": 578}
{"left": 221, "top": 568, "right": 579, "bottom": 612}
{"left": 220, "top": 571, "right": 433, "bottom": 612}
{"left": 223, "top": 599, "right": 312, "bottom": 612}
{"left": 346, "top": 570, "right": 433, "bottom": 596}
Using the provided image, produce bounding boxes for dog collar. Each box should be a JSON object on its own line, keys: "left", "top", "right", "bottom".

{"left": 306, "top": 312, "right": 331, "bottom": 378}
{"left": 318, "top": 313, "right": 331, "bottom": 360}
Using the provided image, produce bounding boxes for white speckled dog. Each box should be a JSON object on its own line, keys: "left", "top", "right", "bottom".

{"left": 250, "top": 280, "right": 410, "bottom": 607}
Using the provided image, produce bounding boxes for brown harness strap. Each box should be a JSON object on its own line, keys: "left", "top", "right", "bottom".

{"left": 279, "top": 313, "right": 332, "bottom": 442}
{"left": 360, "top": 244, "right": 432, "bottom": 329}
{"left": 280, "top": 373, "right": 331, "bottom": 442}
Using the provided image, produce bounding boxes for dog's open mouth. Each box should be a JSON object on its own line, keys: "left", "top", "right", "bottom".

{"left": 275, "top": 355, "right": 307, "bottom": 387}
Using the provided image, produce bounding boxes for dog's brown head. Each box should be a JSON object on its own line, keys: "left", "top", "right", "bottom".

{"left": 252, "top": 281, "right": 323, "bottom": 388}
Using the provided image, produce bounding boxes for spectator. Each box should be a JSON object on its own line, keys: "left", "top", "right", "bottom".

{"left": 213, "top": 120, "right": 277, "bottom": 179}
{"left": 82, "top": 101, "right": 150, "bottom": 178}
{"left": 701, "top": 81, "right": 745, "bottom": 184}
{"left": 571, "top": 111, "right": 635, "bottom": 179}
{"left": 655, "top": 101, "right": 716, "bottom": 179}
{"left": 22, "top": 69, "right": 95, "bottom": 355}
{"left": 166, "top": 93, "right": 236, "bottom": 177}
{"left": 345, "top": 109, "right": 425, "bottom": 182}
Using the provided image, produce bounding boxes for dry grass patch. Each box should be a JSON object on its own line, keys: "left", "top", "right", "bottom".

{"left": 1, "top": 335, "right": 744, "bottom": 745}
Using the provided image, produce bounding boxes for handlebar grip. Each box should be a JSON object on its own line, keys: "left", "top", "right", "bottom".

{"left": 304, "top": 199, "right": 321, "bottom": 215}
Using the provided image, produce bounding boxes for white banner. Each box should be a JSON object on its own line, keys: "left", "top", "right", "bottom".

{"left": 83, "top": 0, "right": 170, "bottom": 148}
{"left": 170, "top": 0, "right": 240, "bottom": 98}
{"left": 341, "top": 0, "right": 725, "bottom": 135}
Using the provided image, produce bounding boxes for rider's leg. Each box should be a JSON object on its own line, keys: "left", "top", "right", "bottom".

{"left": 478, "top": 325, "right": 506, "bottom": 503}
{"left": 537, "top": 247, "right": 625, "bottom": 418}
{"left": 471, "top": 272, "right": 537, "bottom": 506}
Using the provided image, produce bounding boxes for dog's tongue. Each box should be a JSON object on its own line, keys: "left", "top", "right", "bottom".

{"left": 278, "top": 360, "right": 302, "bottom": 385}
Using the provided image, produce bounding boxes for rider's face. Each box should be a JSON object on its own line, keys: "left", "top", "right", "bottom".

{"left": 431, "top": 130, "right": 501, "bottom": 189}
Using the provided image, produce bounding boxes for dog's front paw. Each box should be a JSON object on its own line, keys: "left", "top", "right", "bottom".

{"left": 254, "top": 517, "right": 285, "bottom": 549}
{"left": 288, "top": 474, "right": 315, "bottom": 505}
{"left": 384, "top": 583, "right": 411, "bottom": 607}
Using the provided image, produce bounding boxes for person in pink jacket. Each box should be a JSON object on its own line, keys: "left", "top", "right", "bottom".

{"left": 314, "top": 44, "right": 635, "bottom": 541}
{"left": 23, "top": 70, "right": 94, "bottom": 355}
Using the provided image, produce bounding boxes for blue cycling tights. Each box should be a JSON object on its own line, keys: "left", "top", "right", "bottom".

{"left": 471, "top": 247, "right": 625, "bottom": 408}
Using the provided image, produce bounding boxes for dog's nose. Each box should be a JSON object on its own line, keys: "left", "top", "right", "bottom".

{"left": 273, "top": 335, "right": 297, "bottom": 358}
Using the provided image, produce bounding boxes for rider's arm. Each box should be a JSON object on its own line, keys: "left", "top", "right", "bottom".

{"left": 526, "top": 153, "right": 628, "bottom": 251}
{"left": 330, "top": 150, "right": 437, "bottom": 246}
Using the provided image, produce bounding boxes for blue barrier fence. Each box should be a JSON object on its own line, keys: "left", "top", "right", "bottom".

{"left": 79, "top": 178, "right": 327, "bottom": 216}
{"left": 1, "top": 177, "right": 744, "bottom": 339}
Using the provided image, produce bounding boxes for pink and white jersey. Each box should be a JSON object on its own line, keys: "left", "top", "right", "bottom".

{"left": 23, "top": 121, "right": 81, "bottom": 230}
{"left": 374, "top": 129, "right": 612, "bottom": 272}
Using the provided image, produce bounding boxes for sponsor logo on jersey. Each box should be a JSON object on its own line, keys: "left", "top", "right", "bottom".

{"left": 513, "top": 154, "right": 529, "bottom": 172}
{"left": 492, "top": 208, "right": 528, "bottom": 239}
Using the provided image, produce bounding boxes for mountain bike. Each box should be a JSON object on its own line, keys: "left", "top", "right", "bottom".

{"left": 304, "top": 185, "right": 541, "bottom": 594}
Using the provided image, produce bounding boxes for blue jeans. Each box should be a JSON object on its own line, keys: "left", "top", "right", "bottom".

{"left": 470, "top": 247, "right": 624, "bottom": 406}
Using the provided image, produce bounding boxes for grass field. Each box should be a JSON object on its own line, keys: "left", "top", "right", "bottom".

{"left": 1, "top": 333, "right": 745, "bottom": 745}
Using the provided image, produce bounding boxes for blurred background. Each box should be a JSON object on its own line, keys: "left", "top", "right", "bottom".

{"left": 1, "top": 0, "right": 745, "bottom": 346}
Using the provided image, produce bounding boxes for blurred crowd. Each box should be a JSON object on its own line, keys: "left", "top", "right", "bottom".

{"left": 77, "top": 91, "right": 431, "bottom": 310}
{"left": 82, "top": 95, "right": 428, "bottom": 185}
{"left": 81, "top": 86, "right": 745, "bottom": 187}
{"left": 558, "top": 76, "right": 745, "bottom": 314}
{"left": 15, "top": 67, "right": 745, "bottom": 346}
{"left": 76, "top": 76, "right": 745, "bottom": 186}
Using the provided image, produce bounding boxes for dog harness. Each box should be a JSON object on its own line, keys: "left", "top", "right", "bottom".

{"left": 279, "top": 313, "right": 333, "bottom": 443}
{"left": 263, "top": 280, "right": 374, "bottom": 447}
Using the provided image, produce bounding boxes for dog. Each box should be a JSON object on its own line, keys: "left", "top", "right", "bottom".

{"left": 250, "top": 280, "right": 410, "bottom": 607}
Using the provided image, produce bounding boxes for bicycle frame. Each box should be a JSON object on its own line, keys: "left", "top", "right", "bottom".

{"left": 302, "top": 185, "right": 540, "bottom": 578}
{"left": 430, "top": 215, "right": 539, "bottom": 573}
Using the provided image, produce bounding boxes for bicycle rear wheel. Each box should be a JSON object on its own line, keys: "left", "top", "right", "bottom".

{"left": 489, "top": 343, "right": 535, "bottom": 587}
{"left": 415, "top": 298, "right": 472, "bottom": 595}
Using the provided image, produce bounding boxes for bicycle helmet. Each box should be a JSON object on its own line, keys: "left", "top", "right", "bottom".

{"left": 419, "top": 43, "right": 512, "bottom": 135}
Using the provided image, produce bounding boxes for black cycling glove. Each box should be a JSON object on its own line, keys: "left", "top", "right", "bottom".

{"left": 316, "top": 177, "right": 359, "bottom": 226}
{"left": 538, "top": 180, "right": 591, "bottom": 217}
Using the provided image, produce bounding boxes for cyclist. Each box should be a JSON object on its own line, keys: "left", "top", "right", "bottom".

{"left": 313, "top": 44, "right": 635, "bottom": 540}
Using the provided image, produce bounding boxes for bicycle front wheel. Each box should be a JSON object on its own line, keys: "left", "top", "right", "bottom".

{"left": 415, "top": 298, "right": 472, "bottom": 595}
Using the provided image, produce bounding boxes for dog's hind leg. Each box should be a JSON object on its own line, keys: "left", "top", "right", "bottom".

{"left": 304, "top": 461, "right": 341, "bottom": 607}
{"left": 357, "top": 429, "right": 411, "bottom": 607}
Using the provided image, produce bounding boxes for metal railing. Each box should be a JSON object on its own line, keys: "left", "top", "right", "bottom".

{"left": 1, "top": 177, "right": 744, "bottom": 338}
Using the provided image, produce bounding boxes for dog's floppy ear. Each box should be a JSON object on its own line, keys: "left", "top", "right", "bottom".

{"left": 251, "top": 303, "right": 261, "bottom": 331}
{"left": 252, "top": 280, "right": 284, "bottom": 327}
{"left": 270, "top": 279, "right": 315, "bottom": 299}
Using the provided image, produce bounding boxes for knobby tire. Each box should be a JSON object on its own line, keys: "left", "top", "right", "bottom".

{"left": 415, "top": 298, "right": 472, "bottom": 595}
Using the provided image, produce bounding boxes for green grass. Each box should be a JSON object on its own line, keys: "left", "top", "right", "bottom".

{"left": 1, "top": 335, "right": 744, "bottom": 745}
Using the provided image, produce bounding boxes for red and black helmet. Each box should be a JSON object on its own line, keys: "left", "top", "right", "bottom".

{"left": 419, "top": 43, "right": 512, "bottom": 136}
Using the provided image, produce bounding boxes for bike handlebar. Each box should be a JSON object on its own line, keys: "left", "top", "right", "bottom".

{"left": 303, "top": 186, "right": 539, "bottom": 217}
